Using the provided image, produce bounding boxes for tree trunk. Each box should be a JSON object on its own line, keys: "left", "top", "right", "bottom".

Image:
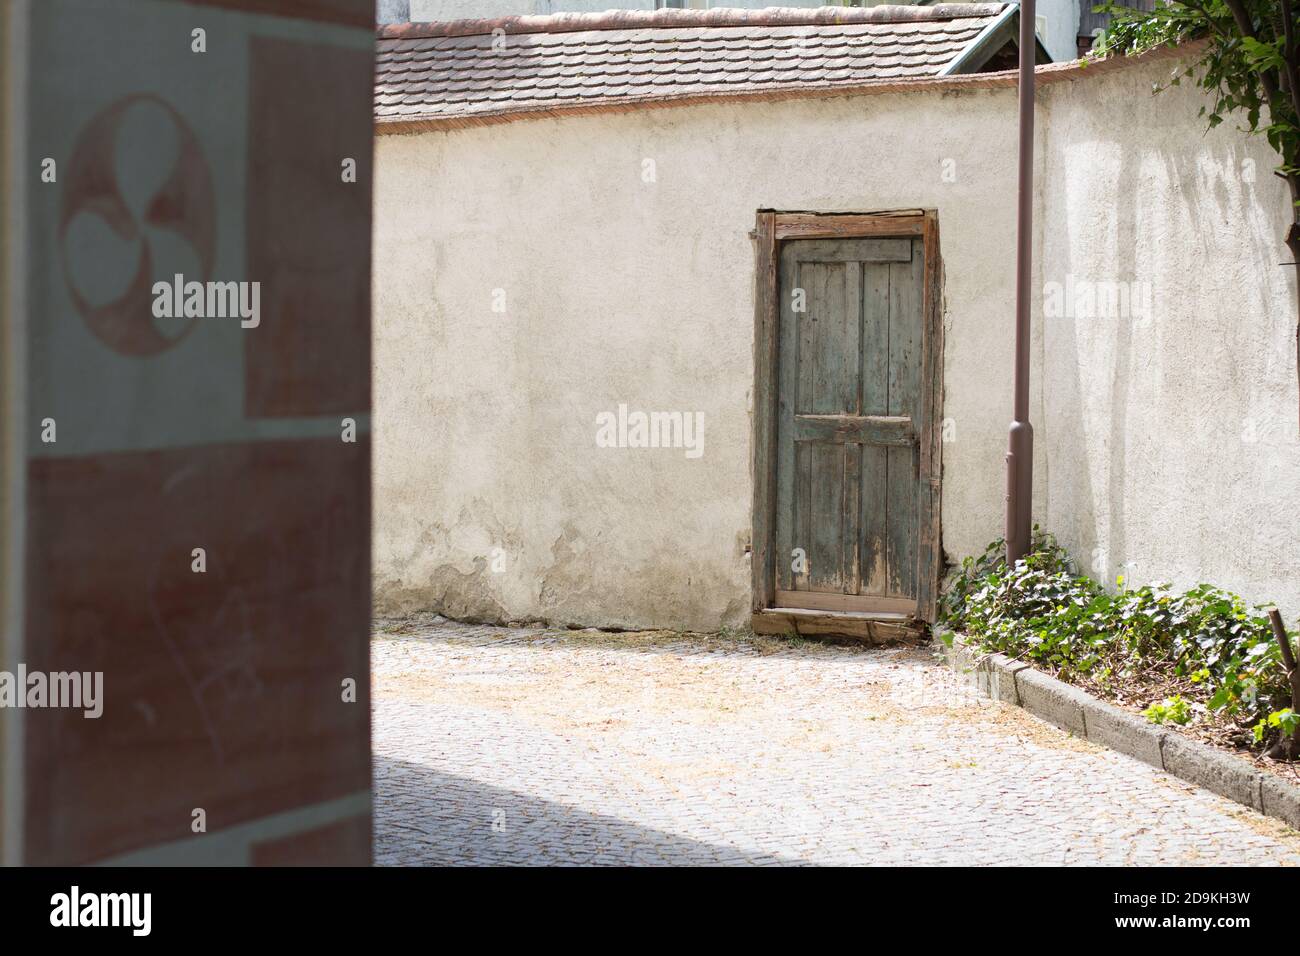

{"left": 1287, "top": 175, "right": 1300, "bottom": 431}
{"left": 1266, "top": 609, "right": 1300, "bottom": 760}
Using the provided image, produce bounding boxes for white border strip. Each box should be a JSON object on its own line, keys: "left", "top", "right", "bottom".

{"left": 95, "top": 791, "right": 372, "bottom": 866}
{"left": 1, "top": 0, "right": 30, "bottom": 869}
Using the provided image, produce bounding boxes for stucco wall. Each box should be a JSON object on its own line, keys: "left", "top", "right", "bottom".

{"left": 375, "top": 52, "right": 1300, "bottom": 630}
{"left": 373, "top": 85, "right": 1023, "bottom": 629}
{"left": 1038, "top": 57, "right": 1300, "bottom": 614}
{"left": 377, "top": 0, "right": 411, "bottom": 24}
{"left": 1035, "top": 0, "right": 1081, "bottom": 63}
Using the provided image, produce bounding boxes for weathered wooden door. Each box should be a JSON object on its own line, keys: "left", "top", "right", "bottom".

{"left": 773, "top": 235, "right": 930, "bottom": 617}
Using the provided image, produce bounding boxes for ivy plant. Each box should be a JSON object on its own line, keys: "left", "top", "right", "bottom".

{"left": 943, "top": 529, "right": 1296, "bottom": 753}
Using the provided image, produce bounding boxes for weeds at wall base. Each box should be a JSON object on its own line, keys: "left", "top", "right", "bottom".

{"left": 942, "top": 528, "right": 1300, "bottom": 762}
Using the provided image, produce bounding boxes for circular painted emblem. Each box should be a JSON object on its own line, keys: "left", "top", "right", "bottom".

{"left": 58, "top": 94, "right": 215, "bottom": 356}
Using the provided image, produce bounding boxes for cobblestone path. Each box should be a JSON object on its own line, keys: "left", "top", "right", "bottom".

{"left": 373, "top": 618, "right": 1300, "bottom": 866}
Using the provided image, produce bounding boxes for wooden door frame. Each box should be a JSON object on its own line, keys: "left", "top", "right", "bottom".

{"left": 750, "top": 209, "right": 944, "bottom": 626}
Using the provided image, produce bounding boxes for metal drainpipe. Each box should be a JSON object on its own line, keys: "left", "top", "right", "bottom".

{"left": 1005, "top": 0, "right": 1035, "bottom": 565}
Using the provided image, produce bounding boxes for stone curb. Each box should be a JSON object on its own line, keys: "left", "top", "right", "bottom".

{"left": 933, "top": 629, "right": 1300, "bottom": 831}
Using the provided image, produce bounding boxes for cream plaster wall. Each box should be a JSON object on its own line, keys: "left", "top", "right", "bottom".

{"left": 373, "top": 85, "right": 1022, "bottom": 629}
{"left": 375, "top": 53, "right": 1300, "bottom": 630}
{"left": 1038, "top": 58, "right": 1300, "bottom": 613}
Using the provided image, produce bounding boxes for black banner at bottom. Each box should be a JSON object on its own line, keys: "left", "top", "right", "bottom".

{"left": 0, "top": 865, "right": 1288, "bottom": 943}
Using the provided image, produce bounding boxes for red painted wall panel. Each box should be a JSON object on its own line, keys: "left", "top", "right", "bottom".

{"left": 23, "top": 439, "right": 370, "bottom": 865}
{"left": 245, "top": 37, "right": 373, "bottom": 418}
{"left": 251, "top": 813, "right": 372, "bottom": 866}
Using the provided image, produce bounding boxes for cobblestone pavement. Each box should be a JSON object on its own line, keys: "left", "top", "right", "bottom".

{"left": 372, "top": 617, "right": 1300, "bottom": 866}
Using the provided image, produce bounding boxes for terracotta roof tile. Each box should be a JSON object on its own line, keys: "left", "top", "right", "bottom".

{"left": 375, "top": 4, "right": 1011, "bottom": 128}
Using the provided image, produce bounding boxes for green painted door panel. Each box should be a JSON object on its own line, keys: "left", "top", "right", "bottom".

{"left": 774, "top": 236, "right": 926, "bottom": 604}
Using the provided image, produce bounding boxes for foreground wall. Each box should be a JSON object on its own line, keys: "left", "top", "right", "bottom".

{"left": 1038, "top": 56, "right": 1300, "bottom": 614}
{"left": 373, "top": 82, "right": 1024, "bottom": 630}
{"left": 3, "top": 0, "right": 373, "bottom": 866}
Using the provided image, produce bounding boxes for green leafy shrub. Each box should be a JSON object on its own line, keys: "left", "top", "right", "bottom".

{"left": 1254, "top": 708, "right": 1300, "bottom": 744}
{"left": 1143, "top": 696, "right": 1193, "bottom": 726}
{"left": 942, "top": 529, "right": 1294, "bottom": 750}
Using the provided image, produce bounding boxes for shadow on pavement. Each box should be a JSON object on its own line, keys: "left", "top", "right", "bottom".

{"left": 373, "top": 755, "right": 804, "bottom": 866}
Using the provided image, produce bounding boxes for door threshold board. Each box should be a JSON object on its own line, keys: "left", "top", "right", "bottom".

{"left": 752, "top": 608, "right": 923, "bottom": 644}
{"left": 770, "top": 606, "right": 913, "bottom": 622}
